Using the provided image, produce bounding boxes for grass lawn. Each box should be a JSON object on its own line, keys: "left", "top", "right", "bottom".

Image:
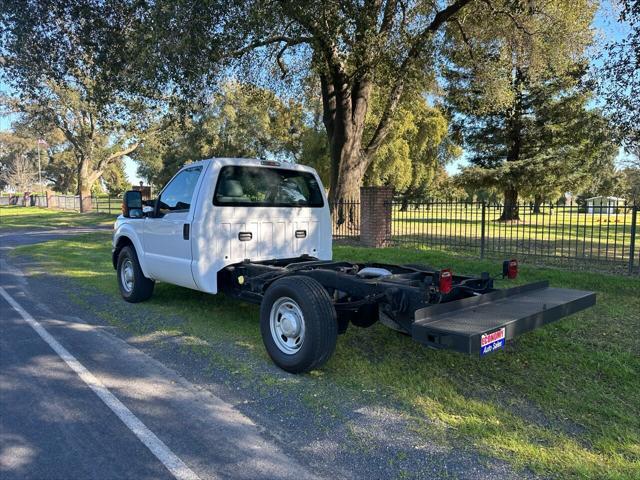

{"left": 13, "top": 232, "right": 640, "bottom": 479}
{"left": 0, "top": 206, "right": 117, "bottom": 230}
{"left": 389, "top": 204, "right": 638, "bottom": 266}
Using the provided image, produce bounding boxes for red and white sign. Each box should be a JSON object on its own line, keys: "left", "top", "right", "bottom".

{"left": 481, "top": 328, "right": 505, "bottom": 347}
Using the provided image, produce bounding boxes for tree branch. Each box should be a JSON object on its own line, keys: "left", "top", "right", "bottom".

{"left": 96, "top": 141, "right": 139, "bottom": 173}
{"left": 364, "top": 0, "right": 473, "bottom": 161}
{"left": 379, "top": 0, "right": 397, "bottom": 34}
{"left": 320, "top": 74, "right": 336, "bottom": 140}
{"left": 480, "top": 0, "right": 535, "bottom": 36}
{"left": 231, "top": 35, "right": 312, "bottom": 57}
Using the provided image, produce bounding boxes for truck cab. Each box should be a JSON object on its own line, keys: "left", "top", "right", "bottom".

{"left": 113, "top": 158, "right": 332, "bottom": 293}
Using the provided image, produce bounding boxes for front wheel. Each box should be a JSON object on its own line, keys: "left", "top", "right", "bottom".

{"left": 260, "top": 276, "right": 338, "bottom": 373}
{"left": 117, "top": 246, "right": 155, "bottom": 303}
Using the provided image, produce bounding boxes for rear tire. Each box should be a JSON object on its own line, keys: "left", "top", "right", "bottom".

{"left": 260, "top": 276, "right": 338, "bottom": 373}
{"left": 117, "top": 246, "right": 155, "bottom": 303}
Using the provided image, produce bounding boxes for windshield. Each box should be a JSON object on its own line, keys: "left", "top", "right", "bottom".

{"left": 213, "top": 166, "right": 324, "bottom": 208}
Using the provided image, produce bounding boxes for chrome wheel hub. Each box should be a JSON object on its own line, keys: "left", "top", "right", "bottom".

{"left": 270, "top": 297, "right": 305, "bottom": 355}
{"left": 121, "top": 259, "right": 134, "bottom": 293}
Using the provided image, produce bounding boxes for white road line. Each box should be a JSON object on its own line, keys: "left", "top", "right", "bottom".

{"left": 0, "top": 287, "right": 202, "bottom": 480}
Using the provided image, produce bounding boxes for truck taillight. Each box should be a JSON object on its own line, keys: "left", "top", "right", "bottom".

{"left": 439, "top": 269, "right": 453, "bottom": 294}
{"left": 503, "top": 259, "right": 518, "bottom": 279}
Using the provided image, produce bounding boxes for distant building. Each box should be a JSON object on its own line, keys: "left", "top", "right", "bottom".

{"left": 132, "top": 182, "right": 152, "bottom": 200}
{"left": 585, "top": 196, "right": 626, "bottom": 214}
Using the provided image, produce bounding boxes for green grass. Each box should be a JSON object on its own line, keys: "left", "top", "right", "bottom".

{"left": 13, "top": 232, "right": 640, "bottom": 479}
{"left": 0, "top": 206, "right": 116, "bottom": 230}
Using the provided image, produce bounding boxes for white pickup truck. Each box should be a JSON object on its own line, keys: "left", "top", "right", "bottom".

{"left": 113, "top": 158, "right": 595, "bottom": 373}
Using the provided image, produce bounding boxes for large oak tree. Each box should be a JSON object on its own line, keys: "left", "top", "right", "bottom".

{"left": 1, "top": 1, "right": 145, "bottom": 211}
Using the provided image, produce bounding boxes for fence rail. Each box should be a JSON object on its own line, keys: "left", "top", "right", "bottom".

{"left": 332, "top": 199, "right": 640, "bottom": 275}
{"left": 25, "top": 195, "right": 121, "bottom": 213}
{"left": 93, "top": 196, "right": 122, "bottom": 214}
{"left": 48, "top": 195, "right": 81, "bottom": 211}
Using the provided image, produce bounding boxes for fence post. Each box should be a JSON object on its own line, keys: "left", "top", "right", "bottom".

{"left": 629, "top": 203, "right": 638, "bottom": 274}
{"left": 480, "top": 201, "right": 486, "bottom": 259}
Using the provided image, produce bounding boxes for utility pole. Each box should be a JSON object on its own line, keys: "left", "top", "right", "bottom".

{"left": 37, "top": 139, "right": 47, "bottom": 197}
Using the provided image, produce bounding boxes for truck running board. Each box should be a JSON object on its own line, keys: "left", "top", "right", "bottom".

{"left": 412, "top": 281, "right": 596, "bottom": 356}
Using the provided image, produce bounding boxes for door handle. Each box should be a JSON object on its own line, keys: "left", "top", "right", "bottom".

{"left": 238, "top": 232, "right": 252, "bottom": 241}
{"left": 295, "top": 229, "right": 307, "bottom": 239}
{"left": 183, "top": 224, "right": 190, "bottom": 240}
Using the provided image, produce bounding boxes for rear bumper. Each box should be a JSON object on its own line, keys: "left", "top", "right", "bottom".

{"left": 412, "top": 281, "right": 596, "bottom": 356}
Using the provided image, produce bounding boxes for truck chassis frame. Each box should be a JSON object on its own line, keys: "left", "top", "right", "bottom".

{"left": 218, "top": 257, "right": 595, "bottom": 356}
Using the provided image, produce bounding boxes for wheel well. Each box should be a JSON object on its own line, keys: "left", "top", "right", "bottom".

{"left": 113, "top": 236, "right": 134, "bottom": 269}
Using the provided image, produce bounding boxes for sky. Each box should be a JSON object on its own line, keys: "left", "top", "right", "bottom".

{"left": 0, "top": 1, "right": 634, "bottom": 185}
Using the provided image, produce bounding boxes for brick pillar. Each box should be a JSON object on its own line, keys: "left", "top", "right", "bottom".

{"left": 360, "top": 186, "right": 393, "bottom": 248}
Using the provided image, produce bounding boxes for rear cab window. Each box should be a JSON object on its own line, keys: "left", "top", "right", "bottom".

{"left": 213, "top": 166, "right": 324, "bottom": 208}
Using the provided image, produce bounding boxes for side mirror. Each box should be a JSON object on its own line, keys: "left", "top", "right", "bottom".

{"left": 122, "top": 190, "right": 143, "bottom": 218}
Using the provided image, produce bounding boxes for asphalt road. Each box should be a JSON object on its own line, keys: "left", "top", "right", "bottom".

{"left": 0, "top": 227, "right": 319, "bottom": 480}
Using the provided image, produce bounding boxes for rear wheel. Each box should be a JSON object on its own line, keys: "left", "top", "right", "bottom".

{"left": 117, "top": 246, "right": 155, "bottom": 303}
{"left": 260, "top": 276, "right": 337, "bottom": 373}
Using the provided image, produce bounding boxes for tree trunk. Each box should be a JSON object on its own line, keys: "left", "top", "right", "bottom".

{"left": 500, "top": 187, "right": 520, "bottom": 221}
{"left": 498, "top": 69, "right": 525, "bottom": 223}
{"left": 399, "top": 195, "right": 409, "bottom": 211}
{"left": 324, "top": 79, "right": 371, "bottom": 206}
{"left": 533, "top": 194, "right": 543, "bottom": 214}
{"left": 77, "top": 158, "right": 99, "bottom": 213}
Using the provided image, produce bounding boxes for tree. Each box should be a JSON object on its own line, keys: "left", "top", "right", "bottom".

{"left": 598, "top": 0, "right": 640, "bottom": 150}
{"left": 1, "top": 3, "right": 144, "bottom": 211}
{"left": 0, "top": 131, "right": 43, "bottom": 193}
{"left": 132, "top": 82, "right": 306, "bottom": 186}
{"left": 134, "top": 0, "right": 480, "bottom": 203}
{"left": 1, "top": 0, "right": 479, "bottom": 203}
{"left": 618, "top": 167, "right": 640, "bottom": 203}
{"left": 455, "top": 101, "right": 618, "bottom": 215}
{"left": 365, "top": 92, "right": 461, "bottom": 205}
{"left": 445, "top": 1, "right": 597, "bottom": 220}
{"left": 8, "top": 83, "right": 140, "bottom": 210}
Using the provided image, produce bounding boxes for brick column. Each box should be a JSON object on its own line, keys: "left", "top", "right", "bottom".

{"left": 360, "top": 186, "right": 393, "bottom": 248}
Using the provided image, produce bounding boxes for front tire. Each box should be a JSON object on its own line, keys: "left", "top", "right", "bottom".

{"left": 260, "top": 276, "right": 338, "bottom": 373}
{"left": 117, "top": 246, "right": 155, "bottom": 303}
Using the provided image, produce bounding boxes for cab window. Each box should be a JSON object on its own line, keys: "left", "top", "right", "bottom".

{"left": 213, "top": 166, "right": 324, "bottom": 208}
{"left": 158, "top": 166, "right": 203, "bottom": 213}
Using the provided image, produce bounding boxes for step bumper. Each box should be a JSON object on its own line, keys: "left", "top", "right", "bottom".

{"left": 412, "top": 281, "right": 596, "bottom": 356}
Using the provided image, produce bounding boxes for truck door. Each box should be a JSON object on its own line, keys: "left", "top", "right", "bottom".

{"left": 144, "top": 166, "right": 203, "bottom": 288}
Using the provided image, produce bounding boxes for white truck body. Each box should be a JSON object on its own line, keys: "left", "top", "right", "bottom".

{"left": 113, "top": 158, "right": 332, "bottom": 293}
{"left": 112, "top": 157, "right": 595, "bottom": 374}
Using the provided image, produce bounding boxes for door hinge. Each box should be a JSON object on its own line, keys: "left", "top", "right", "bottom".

{"left": 183, "top": 223, "right": 190, "bottom": 240}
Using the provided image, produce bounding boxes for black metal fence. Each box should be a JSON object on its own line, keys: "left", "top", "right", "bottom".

{"left": 331, "top": 199, "right": 361, "bottom": 240}
{"left": 332, "top": 199, "right": 640, "bottom": 275}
